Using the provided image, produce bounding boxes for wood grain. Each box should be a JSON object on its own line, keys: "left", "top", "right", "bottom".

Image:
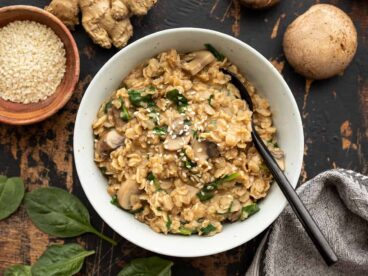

{"left": 0, "top": 0, "right": 367, "bottom": 275}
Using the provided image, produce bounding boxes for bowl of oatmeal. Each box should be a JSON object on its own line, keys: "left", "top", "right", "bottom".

{"left": 74, "top": 28, "right": 304, "bottom": 257}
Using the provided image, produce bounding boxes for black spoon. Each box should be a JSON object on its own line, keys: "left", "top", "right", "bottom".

{"left": 221, "top": 68, "right": 338, "bottom": 266}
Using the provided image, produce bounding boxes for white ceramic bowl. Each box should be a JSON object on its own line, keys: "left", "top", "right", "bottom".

{"left": 74, "top": 28, "right": 304, "bottom": 257}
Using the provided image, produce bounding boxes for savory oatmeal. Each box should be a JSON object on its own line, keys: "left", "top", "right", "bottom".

{"left": 92, "top": 47, "right": 284, "bottom": 236}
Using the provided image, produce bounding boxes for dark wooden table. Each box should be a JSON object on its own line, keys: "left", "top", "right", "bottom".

{"left": 0, "top": 0, "right": 367, "bottom": 275}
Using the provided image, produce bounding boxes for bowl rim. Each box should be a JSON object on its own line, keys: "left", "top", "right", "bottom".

{"left": 74, "top": 27, "right": 304, "bottom": 257}
{"left": 0, "top": 5, "right": 80, "bottom": 125}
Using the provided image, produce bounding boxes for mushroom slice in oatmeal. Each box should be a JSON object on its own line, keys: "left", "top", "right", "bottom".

{"left": 93, "top": 45, "right": 284, "bottom": 236}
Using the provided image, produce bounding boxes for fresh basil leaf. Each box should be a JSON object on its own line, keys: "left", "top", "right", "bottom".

{"left": 31, "top": 243, "right": 94, "bottom": 276}
{"left": 204, "top": 44, "right": 225, "bottom": 61}
{"left": 200, "top": 224, "right": 216, "bottom": 235}
{"left": 25, "top": 187, "right": 116, "bottom": 245}
{"left": 118, "top": 256, "right": 173, "bottom": 276}
{"left": 0, "top": 177, "right": 25, "bottom": 220}
{"left": 4, "top": 264, "right": 31, "bottom": 276}
{"left": 240, "top": 203, "right": 260, "bottom": 221}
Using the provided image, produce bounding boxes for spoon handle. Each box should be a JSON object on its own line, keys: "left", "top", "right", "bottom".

{"left": 252, "top": 131, "right": 338, "bottom": 266}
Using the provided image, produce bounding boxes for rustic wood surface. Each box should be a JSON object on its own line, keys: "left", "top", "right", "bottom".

{"left": 0, "top": 0, "right": 367, "bottom": 275}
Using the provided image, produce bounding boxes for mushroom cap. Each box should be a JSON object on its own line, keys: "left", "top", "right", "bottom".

{"left": 182, "top": 50, "right": 216, "bottom": 76}
{"left": 283, "top": 4, "right": 357, "bottom": 80}
{"left": 239, "top": 0, "right": 279, "bottom": 9}
{"left": 117, "top": 179, "right": 139, "bottom": 210}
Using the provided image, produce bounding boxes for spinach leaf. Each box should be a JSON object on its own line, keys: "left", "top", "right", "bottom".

{"left": 178, "top": 226, "right": 192, "bottom": 236}
{"left": 197, "top": 173, "right": 240, "bottom": 202}
{"left": 104, "top": 101, "right": 112, "bottom": 113}
{"left": 128, "top": 90, "right": 155, "bottom": 107}
{"left": 166, "top": 216, "right": 172, "bottom": 230}
{"left": 111, "top": 195, "right": 120, "bottom": 207}
{"left": 4, "top": 264, "right": 31, "bottom": 276}
{"left": 31, "top": 243, "right": 94, "bottom": 276}
{"left": 0, "top": 177, "right": 25, "bottom": 221}
{"left": 153, "top": 126, "right": 168, "bottom": 136}
{"left": 118, "top": 256, "right": 173, "bottom": 276}
{"left": 119, "top": 97, "right": 130, "bottom": 122}
{"left": 147, "top": 173, "right": 161, "bottom": 191}
{"left": 200, "top": 224, "right": 216, "bottom": 235}
{"left": 208, "top": 94, "right": 214, "bottom": 106}
{"left": 25, "top": 187, "right": 116, "bottom": 245}
{"left": 166, "top": 89, "right": 188, "bottom": 112}
{"left": 240, "top": 203, "right": 260, "bottom": 221}
{"left": 204, "top": 44, "right": 225, "bottom": 61}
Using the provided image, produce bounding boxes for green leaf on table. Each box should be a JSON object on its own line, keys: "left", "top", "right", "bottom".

{"left": 4, "top": 264, "right": 31, "bottom": 276}
{"left": 117, "top": 256, "right": 173, "bottom": 276}
{"left": 25, "top": 187, "right": 117, "bottom": 245}
{"left": 31, "top": 243, "right": 94, "bottom": 276}
{"left": 0, "top": 177, "right": 25, "bottom": 221}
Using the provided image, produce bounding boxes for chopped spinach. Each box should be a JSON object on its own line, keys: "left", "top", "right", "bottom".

{"left": 204, "top": 43, "right": 225, "bottom": 61}
{"left": 208, "top": 94, "right": 214, "bottom": 106}
{"left": 166, "top": 216, "right": 172, "bottom": 230}
{"left": 192, "top": 130, "right": 199, "bottom": 140}
{"left": 118, "top": 97, "right": 130, "bottom": 121}
{"left": 104, "top": 101, "right": 112, "bottom": 113}
{"left": 200, "top": 224, "right": 216, "bottom": 235}
{"left": 178, "top": 226, "right": 192, "bottom": 236}
{"left": 240, "top": 203, "right": 260, "bottom": 221}
{"left": 153, "top": 126, "right": 168, "bottom": 136}
{"left": 110, "top": 195, "right": 119, "bottom": 207}
{"left": 147, "top": 85, "right": 156, "bottom": 91}
{"left": 147, "top": 172, "right": 161, "bottom": 191}
{"left": 197, "top": 173, "right": 240, "bottom": 201}
{"left": 166, "top": 89, "right": 188, "bottom": 112}
{"left": 128, "top": 90, "right": 155, "bottom": 107}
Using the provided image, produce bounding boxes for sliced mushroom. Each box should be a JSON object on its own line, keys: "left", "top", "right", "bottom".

{"left": 164, "top": 134, "right": 191, "bottom": 151}
{"left": 271, "top": 148, "right": 285, "bottom": 170}
{"left": 182, "top": 50, "right": 216, "bottom": 75}
{"left": 96, "top": 129, "right": 124, "bottom": 158}
{"left": 191, "top": 140, "right": 220, "bottom": 162}
{"left": 117, "top": 179, "right": 139, "bottom": 210}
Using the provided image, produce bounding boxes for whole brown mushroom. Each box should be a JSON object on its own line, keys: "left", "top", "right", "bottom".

{"left": 239, "top": 0, "right": 279, "bottom": 9}
{"left": 283, "top": 4, "right": 357, "bottom": 80}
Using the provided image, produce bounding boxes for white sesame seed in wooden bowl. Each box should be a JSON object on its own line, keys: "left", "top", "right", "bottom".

{"left": 0, "top": 5, "right": 80, "bottom": 125}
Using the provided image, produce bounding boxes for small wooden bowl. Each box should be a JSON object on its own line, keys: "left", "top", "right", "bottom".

{"left": 0, "top": 5, "right": 80, "bottom": 125}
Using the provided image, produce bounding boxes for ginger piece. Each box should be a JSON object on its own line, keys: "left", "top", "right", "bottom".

{"left": 80, "top": 0, "right": 133, "bottom": 49}
{"left": 45, "top": 0, "right": 157, "bottom": 49}
{"left": 45, "top": 0, "right": 80, "bottom": 30}
{"left": 121, "top": 0, "right": 158, "bottom": 16}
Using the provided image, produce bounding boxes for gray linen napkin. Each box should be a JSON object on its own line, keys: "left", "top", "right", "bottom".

{"left": 246, "top": 169, "right": 368, "bottom": 276}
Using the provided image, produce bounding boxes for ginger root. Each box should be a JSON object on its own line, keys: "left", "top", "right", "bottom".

{"left": 45, "top": 0, "right": 79, "bottom": 29}
{"left": 45, "top": 0, "right": 157, "bottom": 49}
